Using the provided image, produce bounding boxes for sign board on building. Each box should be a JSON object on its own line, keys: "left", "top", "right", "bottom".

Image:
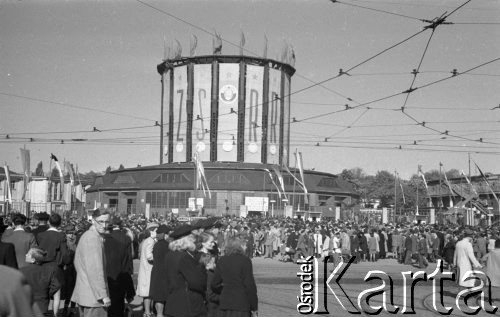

{"left": 244, "top": 196, "right": 268, "bottom": 212}
{"left": 188, "top": 198, "right": 204, "bottom": 210}
{"left": 240, "top": 205, "right": 248, "bottom": 218}
{"left": 145, "top": 203, "right": 150, "bottom": 219}
{"left": 382, "top": 207, "right": 388, "bottom": 224}
{"left": 172, "top": 208, "right": 179, "bottom": 214}
{"left": 285, "top": 205, "right": 293, "bottom": 218}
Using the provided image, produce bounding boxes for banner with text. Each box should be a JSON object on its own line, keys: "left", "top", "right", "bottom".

{"left": 172, "top": 65, "right": 188, "bottom": 162}
{"left": 244, "top": 65, "right": 264, "bottom": 163}
{"left": 192, "top": 64, "right": 212, "bottom": 161}
{"left": 217, "top": 63, "right": 239, "bottom": 161}
{"left": 267, "top": 68, "right": 281, "bottom": 164}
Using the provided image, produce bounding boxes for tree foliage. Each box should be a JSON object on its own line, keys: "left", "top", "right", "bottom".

{"left": 340, "top": 167, "right": 432, "bottom": 210}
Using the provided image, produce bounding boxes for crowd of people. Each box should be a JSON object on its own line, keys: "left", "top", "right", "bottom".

{"left": 1, "top": 210, "right": 500, "bottom": 317}
{"left": 0, "top": 211, "right": 258, "bottom": 317}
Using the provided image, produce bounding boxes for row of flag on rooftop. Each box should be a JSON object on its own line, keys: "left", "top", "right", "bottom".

{"left": 2, "top": 149, "right": 81, "bottom": 203}
{"left": 390, "top": 161, "right": 500, "bottom": 209}
{"left": 164, "top": 32, "right": 296, "bottom": 67}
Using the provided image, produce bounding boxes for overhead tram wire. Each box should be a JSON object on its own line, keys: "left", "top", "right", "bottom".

{"left": 289, "top": 28, "right": 428, "bottom": 100}
{"left": 330, "top": 0, "right": 425, "bottom": 22}
{"left": 325, "top": 107, "right": 370, "bottom": 140}
{"left": 296, "top": 56, "right": 500, "bottom": 123}
{"left": 395, "top": 56, "right": 500, "bottom": 144}
{"left": 0, "top": 92, "right": 156, "bottom": 123}
{"left": 453, "top": 22, "right": 500, "bottom": 25}
{"left": 2, "top": 124, "right": 160, "bottom": 137}
{"left": 3, "top": 136, "right": 500, "bottom": 153}
{"left": 5, "top": 1, "right": 491, "bottom": 148}
{"left": 135, "top": 0, "right": 476, "bottom": 130}
{"left": 290, "top": 143, "right": 500, "bottom": 155}
{"left": 134, "top": 0, "right": 358, "bottom": 105}
{"left": 400, "top": 27, "right": 437, "bottom": 111}
{"left": 344, "top": 0, "right": 493, "bottom": 12}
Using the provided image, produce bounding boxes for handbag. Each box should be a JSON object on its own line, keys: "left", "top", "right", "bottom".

{"left": 124, "top": 304, "right": 133, "bottom": 317}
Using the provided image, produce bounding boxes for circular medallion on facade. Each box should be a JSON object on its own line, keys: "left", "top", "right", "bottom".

{"left": 196, "top": 142, "right": 206, "bottom": 152}
{"left": 269, "top": 145, "right": 277, "bottom": 155}
{"left": 222, "top": 141, "right": 233, "bottom": 152}
{"left": 176, "top": 142, "right": 184, "bottom": 153}
{"left": 219, "top": 84, "right": 238, "bottom": 104}
{"left": 248, "top": 142, "right": 258, "bottom": 153}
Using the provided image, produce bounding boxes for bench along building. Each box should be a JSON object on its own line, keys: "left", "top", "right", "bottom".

{"left": 86, "top": 54, "right": 359, "bottom": 218}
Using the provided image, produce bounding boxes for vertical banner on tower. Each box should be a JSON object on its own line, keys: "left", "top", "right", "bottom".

{"left": 218, "top": 63, "right": 239, "bottom": 161}
{"left": 192, "top": 64, "right": 212, "bottom": 162}
{"left": 267, "top": 68, "right": 281, "bottom": 164}
{"left": 173, "top": 65, "right": 188, "bottom": 162}
{"left": 163, "top": 71, "right": 171, "bottom": 160}
{"left": 245, "top": 65, "right": 264, "bottom": 163}
{"left": 282, "top": 74, "right": 291, "bottom": 166}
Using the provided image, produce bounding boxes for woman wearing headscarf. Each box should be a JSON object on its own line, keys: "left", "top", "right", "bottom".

{"left": 211, "top": 236, "right": 258, "bottom": 317}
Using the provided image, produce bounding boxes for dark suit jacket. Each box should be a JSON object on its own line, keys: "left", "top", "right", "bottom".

{"left": 110, "top": 229, "right": 133, "bottom": 274}
{"left": 149, "top": 239, "right": 170, "bottom": 301}
{"left": 1, "top": 229, "right": 37, "bottom": 268}
{"left": 164, "top": 250, "right": 207, "bottom": 317}
{"left": 211, "top": 253, "right": 258, "bottom": 312}
{"left": 20, "top": 263, "right": 62, "bottom": 314}
{"left": 104, "top": 233, "right": 135, "bottom": 302}
{"left": 0, "top": 241, "right": 18, "bottom": 269}
{"left": 37, "top": 229, "right": 70, "bottom": 266}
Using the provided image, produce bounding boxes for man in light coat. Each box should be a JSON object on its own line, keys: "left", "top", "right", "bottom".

{"left": 71, "top": 209, "right": 111, "bottom": 317}
{"left": 453, "top": 229, "right": 482, "bottom": 290}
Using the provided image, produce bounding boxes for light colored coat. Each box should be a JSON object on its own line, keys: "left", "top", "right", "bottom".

{"left": 313, "top": 233, "right": 323, "bottom": 255}
{"left": 136, "top": 236, "right": 155, "bottom": 297}
{"left": 483, "top": 248, "right": 500, "bottom": 287}
{"left": 453, "top": 238, "right": 481, "bottom": 287}
{"left": 71, "top": 226, "right": 109, "bottom": 307}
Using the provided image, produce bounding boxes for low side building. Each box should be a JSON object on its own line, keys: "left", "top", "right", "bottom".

{"left": 85, "top": 162, "right": 359, "bottom": 219}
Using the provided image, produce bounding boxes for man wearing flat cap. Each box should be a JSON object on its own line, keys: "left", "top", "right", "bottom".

{"left": 453, "top": 229, "right": 482, "bottom": 291}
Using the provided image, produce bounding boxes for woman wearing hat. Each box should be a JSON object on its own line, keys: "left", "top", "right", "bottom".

{"left": 164, "top": 225, "right": 207, "bottom": 317}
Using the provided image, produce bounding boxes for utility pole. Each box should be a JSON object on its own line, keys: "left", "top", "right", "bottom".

{"left": 416, "top": 175, "right": 419, "bottom": 217}
{"left": 468, "top": 152, "right": 471, "bottom": 178}
{"left": 439, "top": 162, "right": 443, "bottom": 210}
{"left": 394, "top": 170, "right": 397, "bottom": 224}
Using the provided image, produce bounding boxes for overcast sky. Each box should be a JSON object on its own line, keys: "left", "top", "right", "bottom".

{"left": 0, "top": 0, "right": 499, "bottom": 179}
